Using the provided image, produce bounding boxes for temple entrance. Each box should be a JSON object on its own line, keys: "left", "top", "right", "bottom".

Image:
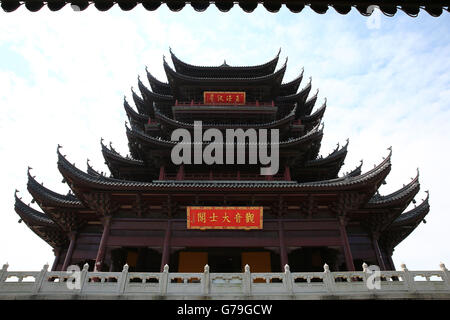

{"left": 110, "top": 247, "right": 161, "bottom": 272}
{"left": 172, "top": 248, "right": 279, "bottom": 272}
{"left": 288, "top": 247, "right": 341, "bottom": 272}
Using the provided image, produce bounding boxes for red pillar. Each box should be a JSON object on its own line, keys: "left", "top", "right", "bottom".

{"left": 159, "top": 166, "right": 166, "bottom": 180}
{"left": 52, "top": 247, "right": 61, "bottom": 271}
{"left": 284, "top": 166, "right": 291, "bottom": 181}
{"left": 95, "top": 216, "right": 112, "bottom": 272}
{"left": 160, "top": 220, "right": 172, "bottom": 272}
{"left": 62, "top": 232, "right": 77, "bottom": 271}
{"left": 176, "top": 165, "right": 184, "bottom": 180}
{"left": 338, "top": 216, "right": 355, "bottom": 271}
{"left": 372, "top": 233, "right": 387, "bottom": 270}
{"left": 278, "top": 220, "right": 288, "bottom": 270}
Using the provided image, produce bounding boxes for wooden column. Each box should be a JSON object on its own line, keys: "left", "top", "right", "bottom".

{"left": 95, "top": 216, "right": 112, "bottom": 272}
{"left": 387, "top": 251, "right": 396, "bottom": 270}
{"left": 160, "top": 220, "right": 172, "bottom": 272}
{"left": 62, "top": 232, "right": 77, "bottom": 271}
{"left": 284, "top": 166, "right": 291, "bottom": 181}
{"left": 51, "top": 247, "right": 61, "bottom": 271}
{"left": 338, "top": 216, "right": 355, "bottom": 271}
{"left": 278, "top": 220, "right": 288, "bottom": 270}
{"left": 176, "top": 165, "right": 184, "bottom": 180}
{"left": 372, "top": 233, "right": 387, "bottom": 270}
{"left": 159, "top": 166, "right": 166, "bottom": 180}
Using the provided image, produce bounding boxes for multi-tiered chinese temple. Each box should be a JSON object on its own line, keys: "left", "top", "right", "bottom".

{"left": 14, "top": 50, "right": 429, "bottom": 274}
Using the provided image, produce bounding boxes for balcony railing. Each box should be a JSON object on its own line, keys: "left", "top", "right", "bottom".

{"left": 1, "top": 262, "right": 449, "bottom": 299}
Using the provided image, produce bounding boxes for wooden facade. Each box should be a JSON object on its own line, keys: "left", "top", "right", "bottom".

{"left": 14, "top": 51, "right": 430, "bottom": 273}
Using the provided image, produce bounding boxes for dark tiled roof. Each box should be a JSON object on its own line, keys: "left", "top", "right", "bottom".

{"left": 14, "top": 192, "right": 56, "bottom": 227}
{"left": 368, "top": 169, "right": 420, "bottom": 206}
{"left": 170, "top": 48, "right": 281, "bottom": 78}
{"left": 1, "top": 2, "right": 447, "bottom": 17}
{"left": 57, "top": 145, "right": 391, "bottom": 191}
{"left": 27, "top": 168, "right": 82, "bottom": 207}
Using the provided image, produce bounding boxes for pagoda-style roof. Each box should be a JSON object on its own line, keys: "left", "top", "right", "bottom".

{"left": 379, "top": 192, "right": 430, "bottom": 250}
{"left": 57, "top": 146, "right": 390, "bottom": 192}
{"left": 14, "top": 51, "right": 430, "bottom": 258}
{"left": 2, "top": 1, "right": 447, "bottom": 17}
{"left": 14, "top": 192, "right": 67, "bottom": 248}
{"left": 163, "top": 57, "right": 287, "bottom": 102}
{"left": 279, "top": 69, "right": 304, "bottom": 97}
{"left": 27, "top": 168, "right": 82, "bottom": 208}
{"left": 169, "top": 48, "right": 281, "bottom": 78}
{"left": 145, "top": 68, "right": 172, "bottom": 96}
{"left": 366, "top": 170, "right": 420, "bottom": 208}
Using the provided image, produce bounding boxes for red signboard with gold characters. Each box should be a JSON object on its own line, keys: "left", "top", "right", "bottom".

{"left": 187, "top": 206, "right": 263, "bottom": 230}
{"left": 203, "top": 91, "right": 246, "bottom": 105}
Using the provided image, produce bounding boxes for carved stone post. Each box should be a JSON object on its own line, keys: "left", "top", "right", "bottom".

{"left": 0, "top": 263, "right": 9, "bottom": 290}
{"left": 117, "top": 264, "right": 129, "bottom": 294}
{"left": 323, "top": 263, "right": 334, "bottom": 292}
{"left": 243, "top": 264, "right": 251, "bottom": 295}
{"left": 439, "top": 263, "right": 450, "bottom": 289}
{"left": 33, "top": 263, "right": 49, "bottom": 294}
{"left": 203, "top": 264, "right": 210, "bottom": 295}
{"left": 284, "top": 264, "right": 293, "bottom": 294}
{"left": 160, "top": 264, "right": 169, "bottom": 296}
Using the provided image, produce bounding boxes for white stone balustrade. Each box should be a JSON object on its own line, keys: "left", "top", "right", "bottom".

{"left": 0, "top": 262, "right": 449, "bottom": 299}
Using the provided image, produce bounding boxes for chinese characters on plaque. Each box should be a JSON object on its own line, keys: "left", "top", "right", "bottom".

{"left": 187, "top": 207, "right": 263, "bottom": 230}
{"left": 203, "top": 92, "right": 246, "bottom": 105}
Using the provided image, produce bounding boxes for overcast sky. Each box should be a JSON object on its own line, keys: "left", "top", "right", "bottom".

{"left": 0, "top": 6, "right": 448, "bottom": 271}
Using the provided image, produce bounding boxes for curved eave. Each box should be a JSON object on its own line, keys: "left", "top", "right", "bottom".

{"left": 301, "top": 100, "right": 326, "bottom": 124}
{"left": 14, "top": 193, "right": 56, "bottom": 227}
{"left": 170, "top": 48, "right": 280, "bottom": 77}
{"left": 155, "top": 107, "right": 296, "bottom": 130}
{"left": 279, "top": 69, "right": 304, "bottom": 96}
{"left": 367, "top": 170, "right": 420, "bottom": 208}
{"left": 56, "top": 143, "right": 391, "bottom": 193}
{"left": 342, "top": 160, "right": 363, "bottom": 178}
{"left": 145, "top": 67, "right": 172, "bottom": 96}
{"left": 14, "top": 193, "right": 66, "bottom": 248}
{"left": 380, "top": 195, "right": 430, "bottom": 249}
{"left": 1, "top": 2, "right": 448, "bottom": 17}
{"left": 306, "top": 141, "right": 348, "bottom": 168}
{"left": 391, "top": 194, "right": 430, "bottom": 227}
{"left": 27, "top": 170, "right": 83, "bottom": 208}
{"left": 124, "top": 98, "right": 148, "bottom": 125}
{"left": 137, "top": 77, "right": 174, "bottom": 103}
{"left": 127, "top": 120, "right": 322, "bottom": 150}
{"left": 86, "top": 160, "right": 103, "bottom": 178}
{"left": 303, "top": 89, "right": 319, "bottom": 116}
{"left": 276, "top": 78, "right": 312, "bottom": 104}
{"left": 164, "top": 57, "right": 287, "bottom": 84}
{"left": 126, "top": 125, "right": 175, "bottom": 149}
{"left": 102, "top": 140, "right": 146, "bottom": 168}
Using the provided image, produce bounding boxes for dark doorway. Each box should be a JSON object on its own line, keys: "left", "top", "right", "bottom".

{"left": 288, "top": 247, "right": 340, "bottom": 272}
{"left": 110, "top": 247, "right": 161, "bottom": 272}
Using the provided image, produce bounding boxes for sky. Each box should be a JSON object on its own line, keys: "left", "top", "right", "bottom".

{"left": 0, "top": 5, "right": 448, "bottom": 272}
